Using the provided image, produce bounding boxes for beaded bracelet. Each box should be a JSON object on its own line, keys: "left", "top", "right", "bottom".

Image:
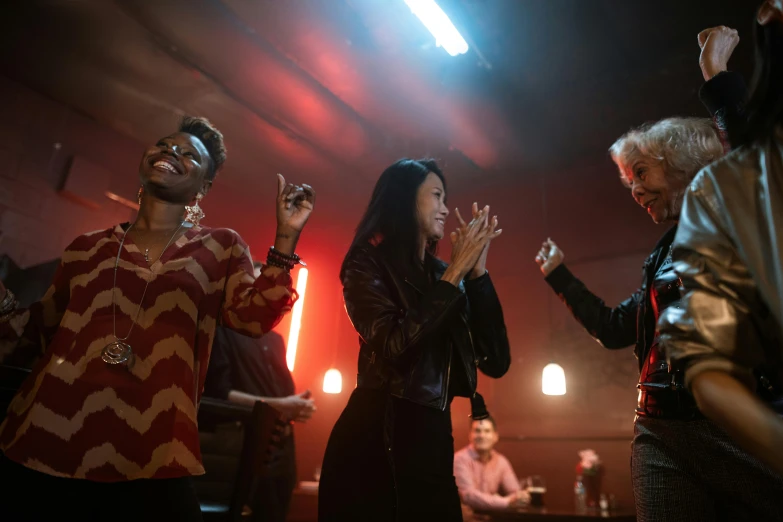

{"left": 266, "top": 247, "right": 306, "bottom": 271}
{"left": 0, "top": 288, "right": 18, "bottom": 316}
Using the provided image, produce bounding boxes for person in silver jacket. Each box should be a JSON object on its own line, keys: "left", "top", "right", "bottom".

{"left": 659, "top": 0, "right": 783, "bottom": 476}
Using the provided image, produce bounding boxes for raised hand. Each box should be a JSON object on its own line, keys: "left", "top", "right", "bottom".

{"left": 697, "top": 26, "right": 740, "bottom": 81}
{"left": 275, "top": 173, "right": 316, "bottom": 255}
{"left": 535, "top": 238, "right": 565, "bottom": 277}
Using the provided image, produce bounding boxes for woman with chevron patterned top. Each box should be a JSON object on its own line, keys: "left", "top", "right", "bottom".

{"left": 0, "top": 116, "right": 315, "bottom": 521}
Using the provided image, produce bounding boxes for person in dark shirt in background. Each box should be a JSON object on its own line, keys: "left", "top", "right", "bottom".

{"left": 205, "top": 262, "right": 316, "bottom": 522}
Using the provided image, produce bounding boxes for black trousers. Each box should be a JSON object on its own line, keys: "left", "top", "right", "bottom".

{"left": 249, "top": 432, "right": 297, "bottom": 522}
{"left": 250, "top": 473, "right": 297, "bottom": 522}
{"left": 319, "top": 388, "right": 461, "bottom": 522}
{"left": 0, "top": 456, "right": 203, "bottom": 522}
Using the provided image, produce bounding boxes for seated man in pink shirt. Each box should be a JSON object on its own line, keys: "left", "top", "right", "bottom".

{"left": 454, "top": 416, "right": 529, "bottom": 511}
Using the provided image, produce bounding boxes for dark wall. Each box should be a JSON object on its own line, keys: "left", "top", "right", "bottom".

{"left": 0, "top": 75, "right": 138, "bottom": 266}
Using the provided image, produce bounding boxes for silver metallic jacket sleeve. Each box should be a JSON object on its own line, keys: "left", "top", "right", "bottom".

{"left": 658, "top": 172, "right": 767, "bottom": 389}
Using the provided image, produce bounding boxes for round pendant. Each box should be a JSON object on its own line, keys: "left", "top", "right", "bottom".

{"left": 101, "top": 340, "right": 133, "bottom": 366}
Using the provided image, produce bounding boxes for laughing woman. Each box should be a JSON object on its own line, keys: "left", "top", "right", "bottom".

{"left": 536, "top": 117, "right": 783, "bottom": 521}
{"left": 0, "top": 116, "right": 315, "bottom": 521}
{"left": 319, "top": 158, "right": 511, "bottom": 522}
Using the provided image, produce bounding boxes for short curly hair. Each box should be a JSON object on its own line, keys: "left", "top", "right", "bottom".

{"left": 179, "top": 115, "right": 227, "bottom": 179}
{"left": 610, "top": 117, "right": 724, "bottom": 187}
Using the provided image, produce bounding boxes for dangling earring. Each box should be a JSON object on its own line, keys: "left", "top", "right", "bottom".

{"left": 137, "top": 187, "right": 143, "bottom": 205}
{"left": 185, "top": 193, "right": 205, "bottom": 225}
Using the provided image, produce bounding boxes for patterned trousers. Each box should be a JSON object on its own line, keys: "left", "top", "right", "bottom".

{"left": 632, "top": 415, "right": 783, "bottom": 522}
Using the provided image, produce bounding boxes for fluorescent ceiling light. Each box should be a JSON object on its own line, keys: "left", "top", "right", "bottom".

{"left": 403, "top": 0, "right": 469, "bottom": 56}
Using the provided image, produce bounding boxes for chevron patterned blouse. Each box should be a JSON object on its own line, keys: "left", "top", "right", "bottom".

{"left": 0, "top": 223, "right": 296, "bottom": 481}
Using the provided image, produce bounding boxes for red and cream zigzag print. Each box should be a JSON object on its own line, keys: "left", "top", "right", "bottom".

{"left": 0, "top": 224, "right": 295, "bottom": 481}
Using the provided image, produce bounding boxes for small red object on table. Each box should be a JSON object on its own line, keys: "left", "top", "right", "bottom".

{"left": 576, "top": 463, "right": 604, "bottom": 508}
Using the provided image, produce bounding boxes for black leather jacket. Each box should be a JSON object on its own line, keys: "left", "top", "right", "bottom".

{"left": 544, "top": 228, "right": 701, "bottom": 418}
{"left": 545, "top": 227, "right": 677, "bottom": 373}
{"left": 341, "top": 243, "right": 511, "bottom": 411}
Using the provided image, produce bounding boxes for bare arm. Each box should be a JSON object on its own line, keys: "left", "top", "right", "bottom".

{"left": 691, "top": 371, "right": 783, "bottom": 476}
{"left": 226, "top": 389, "right": 316, "bottom": 423}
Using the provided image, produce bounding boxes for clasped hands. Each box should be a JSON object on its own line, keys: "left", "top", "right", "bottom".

{"left": 448, "top": 202, "right": 503, "bottom": 281}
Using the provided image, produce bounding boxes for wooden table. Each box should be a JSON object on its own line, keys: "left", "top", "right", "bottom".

{"left": 288, "top": 485, "right": 636, "bottom": 522}
{"left": 476, "top": 506, "right": 636, "bottom": 522}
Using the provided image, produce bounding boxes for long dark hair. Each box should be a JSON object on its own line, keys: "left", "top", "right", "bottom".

{"left": 340, "top": 158, "right": 445, "bottom": 281}
{"left": 739, "top": 14, "right": 783, "bottom": 146}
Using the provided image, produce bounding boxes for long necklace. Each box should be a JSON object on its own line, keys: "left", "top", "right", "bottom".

{"left": 101, "top": 220, "right": 184, "bottom": 366}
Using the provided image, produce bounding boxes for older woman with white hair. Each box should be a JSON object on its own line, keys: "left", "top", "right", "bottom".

{"left": 535, "top": 117, "right": 783, "bottom": 521}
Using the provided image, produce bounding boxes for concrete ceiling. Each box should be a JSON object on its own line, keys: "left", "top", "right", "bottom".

{"left": 0, "top": 0, "right": 758, "bottom": 193}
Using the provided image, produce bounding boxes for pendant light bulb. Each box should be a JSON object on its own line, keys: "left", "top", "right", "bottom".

{"left": 323, "top": 368, "right": 343, "bottom": 394}
{"left": 542, "top": 363, "right": 566, "bottom": 395}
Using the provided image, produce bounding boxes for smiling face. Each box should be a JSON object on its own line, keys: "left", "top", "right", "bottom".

{"left": 415, "top": 172, "right": 449, "bottom": 243}
{"left": 139, "top": 132, "right": 213, "bottom": 204}
{"left": 625, "top": 157, "right": 687, "bottom": 224}
{"left": 469, "top": 419, "right": 499, "bottom": 453}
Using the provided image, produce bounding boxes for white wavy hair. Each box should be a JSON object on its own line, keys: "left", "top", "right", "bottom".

{"left": 609, "top": 117, "right": 724, "bottom": 187}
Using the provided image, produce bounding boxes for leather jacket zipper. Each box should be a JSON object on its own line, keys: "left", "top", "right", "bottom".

{"left": 404, "top": 277, "right": 423, "bottom": 293}
{"left": 405, "top": 277, "right": 454, "bottom": 411}
{"left": 462, "top": 314, "right": 479, "bottom": 367}
{"left": 441, "top": 348, "right": 452, "bottom": 411}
